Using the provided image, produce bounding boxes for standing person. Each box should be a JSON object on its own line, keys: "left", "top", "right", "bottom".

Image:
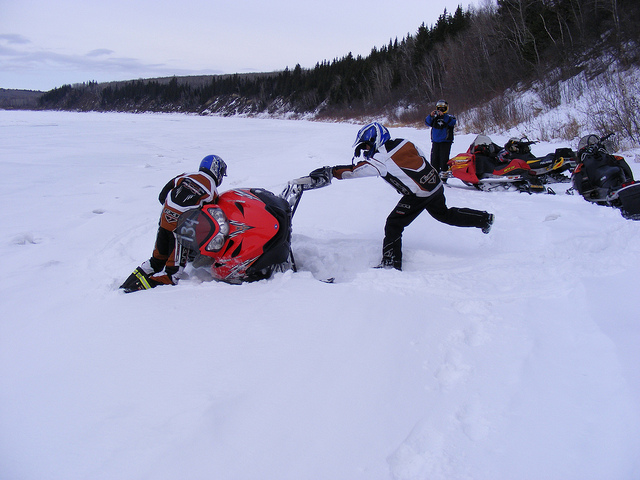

{"left": 310, "top": 122, "right": 494, "bottom": 271}
{"left": 120, "top": 154, "right": 227, "bottom": 292}
{"left": 425, "top": 99, "right": 456, "bottom": 175}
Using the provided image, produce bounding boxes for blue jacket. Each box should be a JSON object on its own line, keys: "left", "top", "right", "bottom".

{"left": 425, "top": 113, "right": 456, "bottom": 143}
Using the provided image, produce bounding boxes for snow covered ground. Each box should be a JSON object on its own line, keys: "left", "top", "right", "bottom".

{"left": 1, "top": 110, "right": 639, "bottom": 480}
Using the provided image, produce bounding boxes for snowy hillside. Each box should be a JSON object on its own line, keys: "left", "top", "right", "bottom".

{"left": 1, "top": 110, "right": 639, "bottom": 480}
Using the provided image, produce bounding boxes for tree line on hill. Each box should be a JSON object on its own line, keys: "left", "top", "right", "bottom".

{"left": 37, "top": 0, "right": 640, "bottom": 128}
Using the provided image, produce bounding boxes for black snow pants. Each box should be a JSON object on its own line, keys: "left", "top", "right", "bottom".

{"left": 430, "top": 141, "right": 453, "bottom": 173}
{"left": 382, "top": 190, "right": 488, "bottom": 269}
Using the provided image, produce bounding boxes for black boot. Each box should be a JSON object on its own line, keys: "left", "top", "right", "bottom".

{"left": 120, "top": 267, "right": 155, "bottom": 293}
{"left": 376, "top": 245, "right": 402, "bottom": 271}
{"left": 481, "top": 213, "right": 495, "bottom": 234}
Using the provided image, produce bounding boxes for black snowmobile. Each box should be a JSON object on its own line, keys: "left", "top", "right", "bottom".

{"left": 568, "top": 133, "right": 640, "bottom": 219}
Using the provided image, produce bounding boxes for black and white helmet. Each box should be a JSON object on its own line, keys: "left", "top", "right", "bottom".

{"left": 353, "top": 122, "right": 391, "bottom": 159}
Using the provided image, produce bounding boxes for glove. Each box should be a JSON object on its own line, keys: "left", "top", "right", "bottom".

{"left": 308, "top": 166, "right": 333, "bottom": 188}
{"left": 149, "top": 266, "right": 184, "bottom": 287}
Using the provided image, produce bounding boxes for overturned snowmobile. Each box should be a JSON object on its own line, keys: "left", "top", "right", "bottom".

{"left": 174, "top": 171, "right": 332, "bottom": 284}
{"left": 568, "top": 133, "right": 640, "bottom": 220}
{"left": 120, "top": 169, "right": 331, "bottom": 291}
{"left": 173, "top": 188, "right": 294, "bottom": 284}
{"left": 443, "top": 135, "right": 576, "bottom": 193}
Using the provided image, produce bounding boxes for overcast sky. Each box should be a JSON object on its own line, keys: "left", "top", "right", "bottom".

{"left": 1, "top": 0, "right": 482, "bottom": 91}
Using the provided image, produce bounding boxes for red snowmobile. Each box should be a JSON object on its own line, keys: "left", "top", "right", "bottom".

{"left": 172, "top": 188, "right": 294, "bottom": 284}
{"left": 120, "top": 168, "right": 330, "bottom": 291}
{"left": 141, "top": 171, "right": 330, "bottom": 286}
{"left": 443, "top": 135, "right": 576, "bottom": 193}
{"left": 568, "top": 133, "right": 640, "bottom": 219}
{"left": 172, "top": 170, "right": 332, "bottom": 284}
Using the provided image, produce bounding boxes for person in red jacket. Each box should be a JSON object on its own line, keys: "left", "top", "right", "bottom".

{"left": 311, "top": 123, "right": 493, "bottom": 271}
{"left": 120, "top": 154, "right": 227, "bottom": 292}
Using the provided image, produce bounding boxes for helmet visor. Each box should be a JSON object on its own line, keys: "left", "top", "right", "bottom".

{"left": 354, "top": 141, "right": 375, "bottom": 159}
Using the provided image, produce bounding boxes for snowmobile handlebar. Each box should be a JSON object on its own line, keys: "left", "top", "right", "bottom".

{"left": 601, "top": 132, "right": 615, "bottom": 143}
{"left": 280, "top": 167, "right": 333, "bottom": 217}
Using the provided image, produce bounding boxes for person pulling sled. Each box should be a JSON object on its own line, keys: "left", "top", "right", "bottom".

{"left": 308, "top": 122, "right": 495, "bottom": 271}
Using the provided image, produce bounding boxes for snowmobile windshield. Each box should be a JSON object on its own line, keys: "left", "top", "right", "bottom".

{"left": 175, "top": 206, "right": 229, "bottom": 253}
{"left": 578, "top": 134, "right": 600, "bottom": 152}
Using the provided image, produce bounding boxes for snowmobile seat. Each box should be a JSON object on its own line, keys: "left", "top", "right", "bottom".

{"left": 475, "top": 154, "right": 501, "bottom": 175}
{"left": 594, "top": 165, "right": 624, "bottom": 190}
{"left": 555, "top": 147, "right": 575, "bottom": 159}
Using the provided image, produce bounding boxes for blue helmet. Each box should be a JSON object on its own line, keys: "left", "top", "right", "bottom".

{"left": 353, "top": 122, "right": 391, "bottom": 159}
{"left": 199, "top": 155, "right": 227, "bottom": 186}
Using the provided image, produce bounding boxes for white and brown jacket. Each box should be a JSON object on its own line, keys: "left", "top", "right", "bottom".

{"left": 332, "top": 138, "right": 443, "bottom": 198}
{"left": 158, "top": 171, "right": 218, "bottom": 231}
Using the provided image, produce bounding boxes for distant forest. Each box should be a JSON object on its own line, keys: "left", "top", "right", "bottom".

{"left": 37, "top": 0, "right": 640, "bottom": 126}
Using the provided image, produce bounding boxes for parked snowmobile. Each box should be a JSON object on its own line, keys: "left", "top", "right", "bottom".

{"left": 168, "top": 171, "right": 330, "bottom": 285}
{"left": 501, "top": 136, "right": 577, "bottom": 182}
{"left": 568, "top": 133, "right": 640, "bottom": 219}
{"left": 443, "top": 135, "right": 576, "bottom": 193}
